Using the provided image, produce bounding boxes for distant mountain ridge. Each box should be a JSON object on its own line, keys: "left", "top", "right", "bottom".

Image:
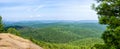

{"left": 3, "top": 20, "right": 98, "bottom": 24}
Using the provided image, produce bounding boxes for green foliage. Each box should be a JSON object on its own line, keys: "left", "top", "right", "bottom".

{"left": 93, "top": 0, "right": 120, "bottom": 49}
{"left": 94, "top": 44, "right": 107, "bottom": 49}
{"left": 68, "top": 38, "right": 104, "bottom": 47}
{"left": 0, "top": 16, "right": 4, "bottom": 32}
{"left": 30, "top": 38, "right": 103, "bottom": 49}
{"left": 5, "top": 22, "right": 105, "bottom": 49}
{"left": 7, "top": 28, "right": 20, "bottom": 36}
{"left": 16, "top": 23, "right": 104, "bottom": 43}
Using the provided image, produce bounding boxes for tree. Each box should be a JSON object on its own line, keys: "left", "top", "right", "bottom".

{"left": 93, "top": 0, "right": 120, "bottom": 49}
{"left": 0, "top": 16, "right": 4, "bottom": 32}
{"left": 7, "top": 28, "right": 20, "bottom": 36}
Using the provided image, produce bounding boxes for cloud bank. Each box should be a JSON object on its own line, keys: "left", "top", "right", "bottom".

{"left": 0, "top": 0, "right": 98, "bottom": 21}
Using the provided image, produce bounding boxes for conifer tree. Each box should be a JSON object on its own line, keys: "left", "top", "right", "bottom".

{"left": 0, "top": 16, "right": 4, "bottom": 32}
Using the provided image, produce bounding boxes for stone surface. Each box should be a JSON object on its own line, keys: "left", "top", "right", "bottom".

{"left": 0, "top": 33, "right": 43, "bottom": 49}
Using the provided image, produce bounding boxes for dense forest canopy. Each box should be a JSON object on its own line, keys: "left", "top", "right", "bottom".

{"left": 4, "top": 21, "right": 105, "bottom": 49}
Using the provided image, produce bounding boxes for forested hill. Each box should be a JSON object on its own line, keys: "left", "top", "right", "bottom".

{"left": 4, "top": 20, "right": 106, "bottom": 49}
{"left": 4, "top": 20, "right": 100, "bottom": 28}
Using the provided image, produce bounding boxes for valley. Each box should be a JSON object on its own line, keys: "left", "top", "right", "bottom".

{"left": 4, "top": 20, "right": 106, "bottom": 49}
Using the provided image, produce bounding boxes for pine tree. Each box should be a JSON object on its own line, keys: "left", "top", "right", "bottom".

{"left": 0, "top": 16, "right": 4, "bottom": 32}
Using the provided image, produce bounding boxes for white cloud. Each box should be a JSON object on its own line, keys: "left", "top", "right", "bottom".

{"left": 0, "top": 0, "right": 39, "bottom": 3}
{"left": 0, "top": 0, "right": 98, "bottom": 21}
{"left": 29, "top": 14, "right": 42, "bottom": 18}
{"left": 33, "top": 5, "right": 45, "bottom": 11}
{"left": 0, "top": 5, "right": 45, "bottom": 12}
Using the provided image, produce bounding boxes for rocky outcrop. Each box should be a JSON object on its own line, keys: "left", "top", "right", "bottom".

{"left": 0, "top": 33, "right": 43, "bottom": 49}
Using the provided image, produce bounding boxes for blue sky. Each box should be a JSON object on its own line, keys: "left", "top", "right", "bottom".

{"left": 0, "top": 0, "right": 97, "bottom": 21}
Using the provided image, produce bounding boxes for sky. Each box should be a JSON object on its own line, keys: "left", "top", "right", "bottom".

{"left": 0, "top": 0, "right": 98, "bottom": 21}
